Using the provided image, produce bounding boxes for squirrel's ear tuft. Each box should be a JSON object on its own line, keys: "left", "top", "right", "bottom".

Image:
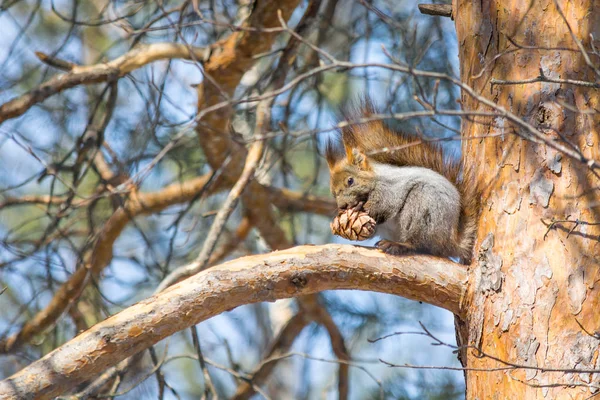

{"left": 325, "top": 138, "right": 343, "bottom": 169}
{"left": 349, "top": 148, "right": 371, "bottom": 170}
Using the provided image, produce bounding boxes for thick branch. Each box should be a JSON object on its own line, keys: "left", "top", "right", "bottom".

{"left": 0, "top": 43, "right": 208, "bottom": 124}
{"left": 0, "top": 245, "right": 466, "bottom": 399}
{"left": 73, "top": 216, "right": 255, "bottom": 398}
{"left": 0, "top": 173, "right": 330, "bottom": 352}
{"left": 196, "top": 0, "right": 301, "bottom": 169}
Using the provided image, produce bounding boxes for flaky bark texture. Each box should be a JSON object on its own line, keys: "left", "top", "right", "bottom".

{"left": 455, "top": 0, "right": 600, "bottom": 398}
{"left": 0, "top": 245, "right": 466, "bottom": 400}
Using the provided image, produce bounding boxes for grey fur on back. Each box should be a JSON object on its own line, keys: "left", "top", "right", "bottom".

{"left": 368, "top": 162, "right": 463, "bottom": 259}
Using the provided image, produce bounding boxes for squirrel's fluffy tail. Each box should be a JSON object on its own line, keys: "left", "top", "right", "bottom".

{"left": 456, "top": 162, "right": 483, "bottom": 264}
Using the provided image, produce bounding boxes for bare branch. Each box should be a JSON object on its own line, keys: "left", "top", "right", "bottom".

{"left": 155, "top": 105, "right": 268, "bottom": 292}
{"left": 233, "top": 292, "right": 349, "bottom": 400}
{"left": 232, "top": 311, "right": 312, "bottom": 400}
{"left": 418, "top": 4, "right": 452, "bottom": 18}
{"left": 491, "top": 74, "right": 600, "bottom": 88}
{"left": 197, "top": 0, "right": 302, "bottom": 169}
{"left": 0, "top": 43, "right": 208, "bottom": 124}
{"left": 0, "top": 172, "right": 217, "bottom": 352}
{"left": 313, "top": 301, "right": 350, "bottom": 400}
{"left": 35, "top": 51, "right": 77, "bottom": 71}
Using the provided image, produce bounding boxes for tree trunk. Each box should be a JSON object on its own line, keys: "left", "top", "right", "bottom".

{"left": 455, "top": 0, "right": 600, "bottom": 398}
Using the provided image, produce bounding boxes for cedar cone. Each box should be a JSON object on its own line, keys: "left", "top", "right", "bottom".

{"left": 330, "top": 208, "right": 376, "bottom": 241}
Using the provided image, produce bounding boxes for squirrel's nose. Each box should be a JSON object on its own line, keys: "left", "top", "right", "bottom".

{"left": 337, "top": 200, "right": 349, "bottom": 210}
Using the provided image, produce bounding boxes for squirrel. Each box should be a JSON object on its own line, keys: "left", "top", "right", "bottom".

{"left": 325, "top": 100, "right": 481, "bottom": 264}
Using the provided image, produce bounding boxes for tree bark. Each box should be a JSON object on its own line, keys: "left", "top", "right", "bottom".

{"left": 455, "top": 0, "right": 600, "bottom": 398}
{"left": 0, "top": 245, "right": 466, "bottom": 400}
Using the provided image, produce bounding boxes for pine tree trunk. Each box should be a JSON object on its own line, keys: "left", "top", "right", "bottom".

{"left": 455, "top": 0, "right": 600, "bottom": 398}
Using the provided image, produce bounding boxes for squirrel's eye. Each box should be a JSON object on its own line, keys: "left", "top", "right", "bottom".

{"left": 347, "top": 177, "right": 354, "bottom": 186}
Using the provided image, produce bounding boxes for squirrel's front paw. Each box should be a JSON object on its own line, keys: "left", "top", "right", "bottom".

{"left": 376, "top": 240, "right": 415, "bottom": 256}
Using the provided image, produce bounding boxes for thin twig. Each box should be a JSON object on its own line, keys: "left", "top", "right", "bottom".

{"left": 191, "top": 326, "right": 218, "bottom": 399}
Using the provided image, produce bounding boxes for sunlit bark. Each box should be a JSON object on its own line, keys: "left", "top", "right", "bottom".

{"left": 456, "top": 0, "right": 600, "bottom": 397}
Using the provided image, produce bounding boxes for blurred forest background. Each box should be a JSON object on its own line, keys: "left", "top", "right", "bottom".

{"left": 0, "top": 0, "right": 466, "bottom": 398}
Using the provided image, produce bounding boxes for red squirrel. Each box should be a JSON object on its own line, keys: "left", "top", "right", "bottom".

{"left": 326, "top": 101, "right": 481, "bottom": 264}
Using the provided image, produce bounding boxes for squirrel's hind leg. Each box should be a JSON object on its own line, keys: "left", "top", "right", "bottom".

{"left": 376, "top": 240, "right": 415, "bottom": 256}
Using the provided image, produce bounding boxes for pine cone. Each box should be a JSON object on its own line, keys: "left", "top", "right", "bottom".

{"left": 330, "top": 208, "right": 376, "bottom": 241}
